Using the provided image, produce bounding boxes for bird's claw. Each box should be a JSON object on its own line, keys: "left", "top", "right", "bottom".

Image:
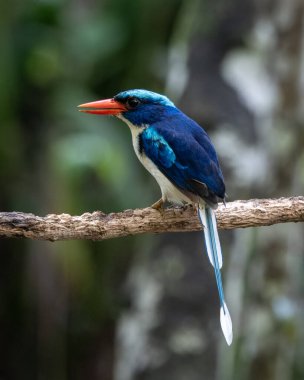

{"left": 150, "top": 198, "right": 165, "bottom": 212}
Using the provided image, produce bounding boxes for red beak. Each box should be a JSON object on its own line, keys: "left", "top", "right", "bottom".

{"left": 78, "top": 98, "right": 127, "bottom": 115}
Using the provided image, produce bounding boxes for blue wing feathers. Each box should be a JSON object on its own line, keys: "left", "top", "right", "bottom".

{"left": 141, "top": 111, "right": 225, "bottom": 202}
{"left": 142, "top": 128, "right": 177, "bottom": 169}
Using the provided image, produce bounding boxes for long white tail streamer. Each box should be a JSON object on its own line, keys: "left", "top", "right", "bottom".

{"left": 220, "top": 302, "right": 233, "bottom": 346}
{"left": 198, "top": 208, "right": 222, "bottom": 268}
{"left": 198, "top": 206, "right": 233, "bottom": 345}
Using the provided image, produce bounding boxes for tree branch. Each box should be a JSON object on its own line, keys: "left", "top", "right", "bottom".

{"left": 0, "top": 197, "right": 303, "bottom": 242}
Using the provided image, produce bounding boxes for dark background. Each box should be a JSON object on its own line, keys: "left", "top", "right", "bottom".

{"left": 1, "top": 0, "right": 304, "bottom": 379}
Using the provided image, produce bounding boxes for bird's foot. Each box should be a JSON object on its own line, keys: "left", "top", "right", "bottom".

{"left": 174, "top": 202, "right": 193, "bottom": 211}
{"left": 150, "top": 198, "right": 165, "bottom": 211}
{"left": 183, "top": 203, "right": 194, "bottom": 210}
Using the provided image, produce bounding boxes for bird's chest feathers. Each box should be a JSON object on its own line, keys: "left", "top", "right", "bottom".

{"left": 118, "top": 117, "right": 146, "bottom": 161}
{"left": 126, "top": 123, "right": 160, "bottom": 177}
{"left": 118, "top": 116, "right": 191, "bottom": 204}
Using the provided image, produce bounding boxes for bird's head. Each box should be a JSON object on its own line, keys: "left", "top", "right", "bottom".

{"left": 78, "top": 89, "right": 176, "bottom": 126}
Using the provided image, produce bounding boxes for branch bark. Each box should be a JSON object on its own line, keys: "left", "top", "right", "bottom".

{"left": 0, "top": 197, "right": 303, "bottom": 242}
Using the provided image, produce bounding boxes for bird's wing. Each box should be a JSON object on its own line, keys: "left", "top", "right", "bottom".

{"left": 140, "top": 124, "right": 225, "bottom": 204}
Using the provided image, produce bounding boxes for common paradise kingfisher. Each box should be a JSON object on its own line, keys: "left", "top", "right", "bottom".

{"left": 78, "top": 89, "right": 233, "bottom": 345}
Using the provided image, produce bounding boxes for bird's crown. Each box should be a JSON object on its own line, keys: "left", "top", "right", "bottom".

{"left": 114, "top": 89, "right": 175, "bottom": 108}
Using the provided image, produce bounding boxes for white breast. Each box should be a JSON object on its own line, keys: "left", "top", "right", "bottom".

{"left": 118, "top": 115, "right": 193, "bottom": 205}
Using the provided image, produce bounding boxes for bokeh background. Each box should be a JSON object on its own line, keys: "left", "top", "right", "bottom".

{"left": 1, "top": 0, "right": 304, "bottom": 379}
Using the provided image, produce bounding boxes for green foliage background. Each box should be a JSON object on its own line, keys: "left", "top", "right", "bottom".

{"left": 1, "top": 1, "right": 304, "bottom": 379}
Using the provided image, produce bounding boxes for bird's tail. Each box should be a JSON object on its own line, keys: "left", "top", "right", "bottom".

{"left": 198, "top": 206, "right": 233, "bottom": 346}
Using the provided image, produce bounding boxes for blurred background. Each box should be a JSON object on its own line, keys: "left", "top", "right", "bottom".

{"left": 1, "top": 0, "right": 304, "bottom": 379}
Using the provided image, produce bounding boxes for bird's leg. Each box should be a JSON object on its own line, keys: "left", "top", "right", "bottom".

{"left": 181, "top": 202, "right": 194, "bottom": 211}
{"left": 150, "top": 198, "right": 165, "bottom": 211}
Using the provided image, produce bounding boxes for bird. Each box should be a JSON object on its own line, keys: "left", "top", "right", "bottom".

{"left": 78, "top": 89, "right": 233, "bottom": 345}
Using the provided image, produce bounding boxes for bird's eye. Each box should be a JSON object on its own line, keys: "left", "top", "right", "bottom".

{"left": 126, "top": 97, "right": 140, "bottom": 109}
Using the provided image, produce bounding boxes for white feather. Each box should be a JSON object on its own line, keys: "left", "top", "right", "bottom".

{"left": 220, "top": 302, "right": 233, "bottom": 346}
{"left": 209, "top": 208, "right": 223, "bottom": 268}
{"left": 199, "top": 208, "right": 222, "bottom": 269}
{"left": 199, "top": 208, "right": 214, "bottom": 266}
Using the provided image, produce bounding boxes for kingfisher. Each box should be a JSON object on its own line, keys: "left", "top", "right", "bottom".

{"left": 78, "top": 89, "right": 233, "bottom": 345}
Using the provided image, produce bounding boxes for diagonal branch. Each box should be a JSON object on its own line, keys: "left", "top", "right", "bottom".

{"left": 0, "top": 197, "right": 303, "bottom": 242}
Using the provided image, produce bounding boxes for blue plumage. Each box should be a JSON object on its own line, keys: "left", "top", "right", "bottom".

{"left": 115, "top": 89, "right": 175, "bottom": 107}
{"left": 113, "top": 90, "right": 226, "bottom": 206}
{"left": 140, "top": 127, "right": 178, "bottom": 169}
{"left": 140, "top": 114, "right": 225, "bottom": 207}
{"left": 79, "top": 89, "right": 233, "bottom": 345}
